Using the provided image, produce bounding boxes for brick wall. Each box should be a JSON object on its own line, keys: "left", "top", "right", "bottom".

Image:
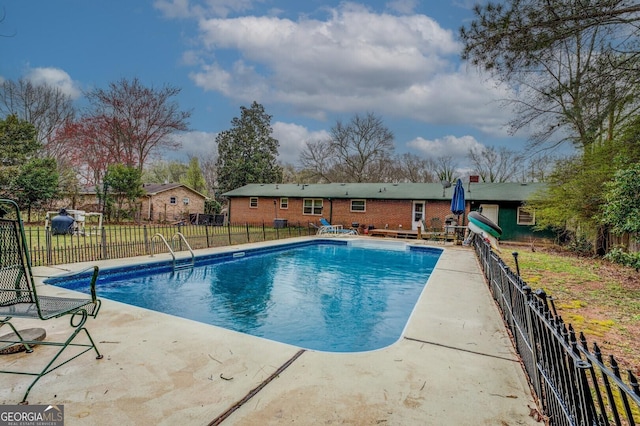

{"left": 229, "top": 196, "right": 468, "bottom": 229}
{"left": 141, "top": 187, "right": 206, "bottom": 222}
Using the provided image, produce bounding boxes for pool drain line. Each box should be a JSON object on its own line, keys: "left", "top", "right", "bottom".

{"left": 404, "top": 336, "right": 520, "bottom": 363}
{"left": 208, "top": 349, "right": 306, "bottom": 425}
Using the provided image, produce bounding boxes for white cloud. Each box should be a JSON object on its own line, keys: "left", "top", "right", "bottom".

{"left": 24, "top": 67, "right": 82, "bottom": 100}
{"left": 192, "top": 5, "right": 457, "bottom": 98}
{"left": 407, "top": 134, "right": 484, "bottom": 162}
{"left": 185, "top": 3, "right": 516, "bottom": 136}
{"left": 162, "top": 122, "right": 323, "bottom": 167}
{"left": 166, "top": 130, "right": 218, "bottom": 161}
{"left": 272, "top": 122, "right": 329, "bottom": 166}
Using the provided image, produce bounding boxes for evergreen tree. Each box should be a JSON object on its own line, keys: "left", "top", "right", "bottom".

{"left": 103, "top": 164, "right": 145, "bottom": 221}
{"left": 215, "top": 102, "right": 282, "bottom": 194}
{"left": 181, "top": 157, "right": 207, "bottom": 194}
{"left": 13, "top": 157, "right": 59, "bottom": 221}
{"left": 0, "top": 115, "right": 41, "bottom": 200}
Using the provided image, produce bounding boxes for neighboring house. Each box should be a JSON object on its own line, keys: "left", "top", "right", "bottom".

{"left": 58, "top": 183, "right": 208, "bottom": 222}
{"left": 140, "top": 183, "right": 207, "bottom": 222}
{"left": 223, "top": 182, "right": 553, "bottom": 241}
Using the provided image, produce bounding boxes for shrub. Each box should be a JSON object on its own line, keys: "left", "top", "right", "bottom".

{"left": 604, "top": 247, "right": 640, "bottom": 271}
{"left": 566, "top": 232, "right": 593, "bottom": 255}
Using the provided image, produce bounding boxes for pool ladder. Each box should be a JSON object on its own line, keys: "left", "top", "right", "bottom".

{"left": 150, "top": 232, "right": 194, "bottom": 270}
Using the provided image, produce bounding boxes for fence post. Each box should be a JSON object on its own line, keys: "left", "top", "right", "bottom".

{"left": 101, "top": 226, "right": 107, "bottom": 260}
{"left": 246, "top": 223, "right": 250, "bottom": 243}
{"left": 205, "top": 224, "right": 210, "bottom": 248}
{"left": 143, "top": 225, "right": 149, "bottom": 254}
{"left": 263, "top": 222, "right": 266, "bottom": 241}
{"left": 45, "top": 228, "right": 52, "bottom": 265}
{"left": 227, "top": 223, "right": 231, "bottom": 245}
{"left": 522, "top": 285, "right": 542, "bottom": 399}
{"left": 512, "top": 251, "right": 521, "bottom": 276}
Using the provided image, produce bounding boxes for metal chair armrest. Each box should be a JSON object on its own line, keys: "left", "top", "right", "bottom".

{"left": 52, "top": 266, "right": 100, "bottom": 303}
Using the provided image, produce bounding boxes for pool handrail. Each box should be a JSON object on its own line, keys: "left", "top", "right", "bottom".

{"left": 171, "top": 232, "right": 195, "bottom": 269}
{"left": 150, "top": 233, "right": 194, "bottom": 270}
{"left": 150, "top": 233, "right": 175, "bottom": 262}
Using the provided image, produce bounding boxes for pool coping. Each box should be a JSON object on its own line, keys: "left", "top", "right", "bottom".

{"left": 1, "top": 237, "right": 541, "bottom": 425}
{"left": 44, "top": 238, "right": 444, "bottom": 354}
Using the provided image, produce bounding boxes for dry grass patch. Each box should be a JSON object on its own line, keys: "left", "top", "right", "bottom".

{"left": 501, "top": 243, "right": 640, "bottom": 376}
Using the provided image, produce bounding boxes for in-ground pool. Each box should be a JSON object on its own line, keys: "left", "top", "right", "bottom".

{"left": 47, "top": 239, "right": 442, "bottom": 352}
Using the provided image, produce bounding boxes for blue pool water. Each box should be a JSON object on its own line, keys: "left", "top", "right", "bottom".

{"left": 48, "top": 240, "right": 441, "bottom": 352}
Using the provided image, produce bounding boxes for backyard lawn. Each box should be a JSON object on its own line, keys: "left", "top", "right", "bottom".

{"left": 501, "top": 243, "right": 640, "bottom": 377}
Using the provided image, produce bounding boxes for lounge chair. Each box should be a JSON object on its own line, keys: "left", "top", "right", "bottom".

{"left": 316, "top": 218, "right": 358, "bottom": 236}
{"left": 0, "top": 199, "right": 103, "bottom": 404}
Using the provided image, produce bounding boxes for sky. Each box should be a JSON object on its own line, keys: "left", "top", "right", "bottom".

{"left": 0, "top": 0, "right": 529, "bottom": 169}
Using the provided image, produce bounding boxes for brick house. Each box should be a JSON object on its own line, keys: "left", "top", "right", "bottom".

{"left": 223, "top": 182, "right": 551, "bottom": 241}
{"left": 59, "top": 183, "right": 207, "bottom": 223}
{"left": 140, "top": 183, "right": 207, "bottom": 222}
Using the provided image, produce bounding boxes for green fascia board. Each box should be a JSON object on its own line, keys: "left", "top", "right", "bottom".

{"left": 223, "top": 182, "right": 546, "bottom": 203}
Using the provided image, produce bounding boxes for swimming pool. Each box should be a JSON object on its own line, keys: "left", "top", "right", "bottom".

{"left": 47, "top": 239, "right": 442, "bottom": 352}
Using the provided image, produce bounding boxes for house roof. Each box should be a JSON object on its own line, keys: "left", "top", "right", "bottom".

{"left": 142, "top": 183, "right": 208, "bottom": 199}
{"left": 223, "top": 182, "right": 546, "bottom": 202}
{"left": 81, "top": 183, "right": 208, "bottom": 199}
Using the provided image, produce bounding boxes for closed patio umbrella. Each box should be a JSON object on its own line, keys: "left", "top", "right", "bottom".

{"left": 450, "top": 178, "right": 466, "bottom": 242}
{"left": 451, "top": 179, "right": 465, "bottom": 219}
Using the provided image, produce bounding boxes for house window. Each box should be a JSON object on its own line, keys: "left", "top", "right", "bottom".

{"left": 169, "top": 197, "right": 177, "bottom": 205}
{"left": 517, "top": 207, "right": 536, "bottom": 225}
{"left": 280, "top": 197, "right": 288, "bottom": 209}
{"left": 303, "top": 198, "right": 323, "bottom": 215}
{"left": 183, "top": 197, "right": 190, "bottom": 205}
{"left": 351, "top": 199, "right": 366, "bottom": 212}
{"left": 250, "top": 197, "right": 258, "bottom": 208}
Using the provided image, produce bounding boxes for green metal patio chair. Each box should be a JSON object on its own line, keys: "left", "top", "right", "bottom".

{"left": 0, "top": 199, "right": 103, "bottom": 404}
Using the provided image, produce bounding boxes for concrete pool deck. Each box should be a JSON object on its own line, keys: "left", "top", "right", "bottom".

{"left": 1, "top": 238, "right": 541, "bottom": 425}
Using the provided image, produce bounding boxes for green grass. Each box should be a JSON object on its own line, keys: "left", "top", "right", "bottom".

{"left": 503, "top": 244, "right": 640, "bottom": 374}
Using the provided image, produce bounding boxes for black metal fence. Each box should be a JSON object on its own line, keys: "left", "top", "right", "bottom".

{"left": 474, "top": 237, "right": 640, "bottom": 425}
{"left": 25, "top": 222, "right": 316, "bottom": 267}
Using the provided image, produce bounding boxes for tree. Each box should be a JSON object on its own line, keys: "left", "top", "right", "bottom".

{"left": 0, "top": 78, "right": 75, "bottom": 157}
{"left": 460, "top": 1, "right": 640, "bottom": 75}
{"left": 520, "top": 153, "right": 558, "bottom": 182}
{"left": 434, "top": 156, "right": 458, "bottom": 183}
{"left": 0, "top": 115, "right": 41, "bottom": 199}
{"left": 181, "top": 157, "right": 207, "bottom": 195}
{"left": 460, "top": 0, "right": 640, "bottom": 150}
{"left": 299, "top": 139, "right": 338, "bottom": 183}
{"left": 199, "top": 154, "right": 219, "bottom": 199}
{"left": 300, "top": 112, "right": 395, "bottom": 183}
{"left": 467, "top": 146, "right": 522, "bottom": 182}
{"left": 460, "top": 0, "right": 640, "bottom": 253}
{"left": 601, "top": 164, "right": 640, "bottom": 239}
{"left": 56, "top": 116, "right": 114, "bottom": 186}
{"left": 215, "top": 101, "right": 282, "bottom": 193}
{"left": 103, "top": 164, "right": 145, "bottom": 221}
{"left": 389, "top": 153, "right": 437, "bottom": 183}
{"left": 13, "top": 157, "right": 59, "bottom": 221}
{"left": 143, "top": 160, "right": 188, "bottom": 184}
{"left": 82, "top": 77, "right": 191, "bottom": 171}
{"left": 0, "top": 114, "right": 40, "bottom": 166}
